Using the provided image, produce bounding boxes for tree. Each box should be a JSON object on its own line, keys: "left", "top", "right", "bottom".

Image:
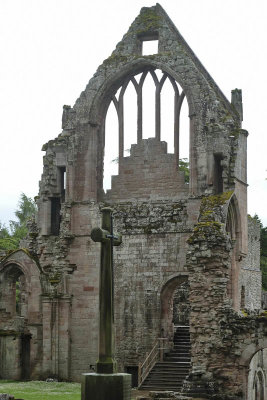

{"left": 0, "top": 193, "right": 37, "bottom": 251}
{"left": 179, "top": 158, "right": 189, "bottom": 183}
{"left": 0, "top": 222, "right": 17, "bottom": 250}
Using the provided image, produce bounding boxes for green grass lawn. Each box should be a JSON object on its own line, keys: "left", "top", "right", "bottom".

{"left": 0, "top": 380, "right": 81, "bottom": 400}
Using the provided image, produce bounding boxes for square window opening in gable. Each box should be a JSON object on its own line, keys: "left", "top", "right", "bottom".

{"left": 141, "top": 36, "right": 159, "bottom": 55}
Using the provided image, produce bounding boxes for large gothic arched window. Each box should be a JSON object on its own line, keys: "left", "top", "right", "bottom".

{"left": 103, "top": 68, "right": 189, "bottom": 191}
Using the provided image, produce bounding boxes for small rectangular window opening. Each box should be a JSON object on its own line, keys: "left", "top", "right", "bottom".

{"left": 214, "top": 154, "right": 223, "bottom": 194}
{"left": 142, "top": 39, "right": 158, "bottom": 55}
{"left": 58, "top": 167, "right": 66, "bottom": 202}
{"left": 51, "top": 197, "right": 61, "bottom": 236}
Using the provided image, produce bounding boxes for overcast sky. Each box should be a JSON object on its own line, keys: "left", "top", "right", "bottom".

{"left": 0, "top": 0, "right": 266, "bottom": 226}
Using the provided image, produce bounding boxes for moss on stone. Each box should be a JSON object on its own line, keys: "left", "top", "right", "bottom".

{"left": 201, "top": 191, "right": 233, "bottom": 213}
{"left": 194, "top": 221, "right": 223, "bottom": 231}
{"left": 187, "top": 192, "right": 233, "bottom": 244}
{"left": 136, "top": 8, "right": 162, "bottom": 34}
{"left": 260, "top": 310, "right": 267, "bottom": 318}
{"left": 229, "top": 128, "right": 241, "bottom": 139}
{"left": 103, "top": 53, "right": 129, "bottom": 66}
{"left": 0, "top": 330, "right": 19, "bottom": 336}
{"left": 241, "top": 310, "right": 248, "bottom": 317}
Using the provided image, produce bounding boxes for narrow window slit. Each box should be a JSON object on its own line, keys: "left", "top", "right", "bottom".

{"left": 51, "top": 197, "right": 61, "bottom": 235}
{"left": 214, "top": 153, "right": 223, "bottom": 194}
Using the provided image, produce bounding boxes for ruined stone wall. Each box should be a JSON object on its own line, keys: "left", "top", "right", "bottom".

{"left": 106, "top": 138, "right": 188, "bottom": 202}
{"left": 240, "top": 216, "right": 261, "bottom": 310}
{"left": 67, "top": 204, "right": 101, "bottom": 381}
{"left": 0, "top": 335, "right": 21, "bottom": 379}
{"left": 184, "top": 193, "right": 266, "bottom": 399}
{"left": 112, "top": 200, "right": 193, "bottom": 368}
{"left": 1, "top": 5, "right": 264, "bottom": 397}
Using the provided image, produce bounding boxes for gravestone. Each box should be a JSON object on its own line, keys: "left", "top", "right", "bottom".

{"left": 81, "top": 208, "right": 131, "bottom": 400}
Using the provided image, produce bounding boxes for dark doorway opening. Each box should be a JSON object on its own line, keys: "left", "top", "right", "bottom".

{"left": 51, "top": 197, "right": 61, "bottom": 235}
{"left": 21, "top": 334, "right": 31, "bottom": 380}
{"left": 125, "top": 366, "right": 138, "bottom": 387}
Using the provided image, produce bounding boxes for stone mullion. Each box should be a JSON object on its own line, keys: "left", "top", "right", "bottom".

{"left": 175, "top": 91, "right": 185, "bottom": 170}
{"left": 168, "top": 76, "right": 180, "bottom": 168}
{"left": 157, "top": 74, "right": 168, "bottom": 142}
{"left": 118, "top": 80, "right": 129, "bottom": 162}
{"left": 174, "top": 94, "right": 180, "bottom": 169}
{"left": 155, "top": 86, "right": 161, "bottom": 140}
{"left": 137, "top": 71, "right": 148, "bottom": 143}
{"left": 150, "top": 70, "right": 160, "bottom": 140}
{"left": 118, "top": 94, "right": 124, "bottom": 162}
{"left": 168, "top": 76, "right": 183, "bottom": 169}
{"left": 112, "top": 96, "right": 119, "bottom": 115}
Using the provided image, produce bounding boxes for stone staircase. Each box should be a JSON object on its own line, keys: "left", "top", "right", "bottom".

{"left": 140, "top": 326, "right": 191, "bottom": 391}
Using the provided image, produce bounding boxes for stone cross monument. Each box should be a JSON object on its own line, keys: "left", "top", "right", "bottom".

{"left": 81, "top": 207, "right": 131, "bottom": 400}
{"left": 91, "top": 207, "right": 122, "bottom": 373}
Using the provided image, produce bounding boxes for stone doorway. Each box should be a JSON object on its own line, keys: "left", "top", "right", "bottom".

{"left": 160, "top": 275, "right": 190, "bottom": 343}
{"left": 173, "top": 281, "right": 190, "bottom": 325}
{"left": 247, "top": 349, "right": 267, "bottom": 400}
{"left": 21, "top": 334, "right": 31, "bottom": 380}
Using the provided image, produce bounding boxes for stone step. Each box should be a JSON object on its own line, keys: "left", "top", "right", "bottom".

{"left": 146, "top": 376, "right": 187, "bottom": 382}
{"left": 140, "top": 326, "right": 191, "bottom": 392}
{"left": 165, "top": 356, "right": 191, "bottom": 360}
{"left": 155, "top": 361, "right": 191, "bottom": 367}
{"left": 146, "top": 377, "right": 186, "bottom": 382}
{"left": 141, "top": 385, "right": 183, "bottom": 391}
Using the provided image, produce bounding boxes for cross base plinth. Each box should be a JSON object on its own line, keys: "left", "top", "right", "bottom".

{"left": 96, "top": 360, "right": 117, "bottom": 374}
{"left": 81, "top": 373, "right": 131, "bottom": 400}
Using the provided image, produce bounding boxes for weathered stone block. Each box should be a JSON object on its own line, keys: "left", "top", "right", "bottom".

{"left": 81, "top": 373, "right": 131, "bottom": 400}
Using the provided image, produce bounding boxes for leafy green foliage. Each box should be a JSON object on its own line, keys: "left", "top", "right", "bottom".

{"left": 0, "top": 193, "right": 36, "bottom": 251}
{"left": 0, "top": 222, "right": 17, "bottom": 250}
{"left": 179, "top": 158, "right": 189, "bottom": 183}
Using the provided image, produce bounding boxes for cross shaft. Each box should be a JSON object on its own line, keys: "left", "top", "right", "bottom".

{"left": 91, "top": 207, "right": 122, "bottom": 374}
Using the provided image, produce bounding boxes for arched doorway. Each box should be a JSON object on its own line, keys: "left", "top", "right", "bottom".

{"left": 0, "top": 263, "right": 28, "bottom": 318}
{"left": 247, "top": 349, "right": 267, "bottom": 400}
{"left": 173, "top": 281, "right": 190, "bottom": 325}
{"left": 160, "top": 275, "right": 189, "bottom": 342}
{"left": 0, "top": 263, "right": 31, "bottom": 379}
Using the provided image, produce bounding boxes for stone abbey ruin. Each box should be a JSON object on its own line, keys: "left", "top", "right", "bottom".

{"left": 0, "top": 4, "right": 266, "bottom": 399}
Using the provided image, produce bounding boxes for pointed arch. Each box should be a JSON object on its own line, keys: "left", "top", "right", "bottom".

{"left": 93, "top": 60, "right": 192, "bottom": 198}
{"left": 160, "top": 274, "right": 189, "bottom": 341}
{"left": 225, "top": 195, "right": 242, "bottom": 310}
